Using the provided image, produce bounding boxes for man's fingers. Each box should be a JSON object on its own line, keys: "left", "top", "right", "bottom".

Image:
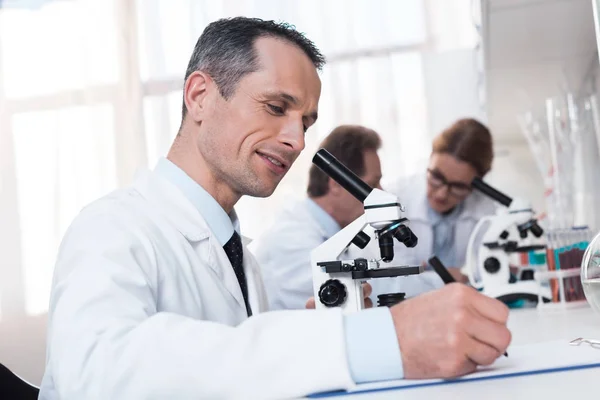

{"left": 306, "top": 297, "right": 315, "bottom": 309}
{"left": 469, "top": 292, "right": 510, "bottom": 324}
{"left": 436, "top": 356, "right": 477, "bottom": 379}
{"left": 364, "top": 297, "right": 373, "bottom": 309}
{"left": 362, "top": 282, "right": 372, "bottom": 298}
{"left": 465, "top": 314, "right": 511, "bottom": 356}
{"left": 465, "top": 337, "right": 504, "bottom": 367}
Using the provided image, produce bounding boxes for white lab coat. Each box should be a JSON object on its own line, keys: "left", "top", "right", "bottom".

{"left": 370, "top": 173, "right": 498, "bottom": 299}
{"left": 39, "top": 169, "right": 354, "bottom": 400}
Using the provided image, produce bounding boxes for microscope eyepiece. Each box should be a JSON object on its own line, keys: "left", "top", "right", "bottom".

{"left": 312, "top": 149, "right": 372, "bottom": 202}
{"left": 471, "top": 177, "right": 512, "bottom": 207}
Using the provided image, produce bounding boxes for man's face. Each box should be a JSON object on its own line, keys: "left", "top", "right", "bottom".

{"left": 194, "top": 37, "right": 321, "bottom": 198}
{"left": 334, "top": 150, "right": 382, "bottom": 227}
{"left": 426, "top": 152, "right": 476, "bottom": 213}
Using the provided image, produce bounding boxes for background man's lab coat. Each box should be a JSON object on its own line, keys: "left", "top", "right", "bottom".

{"left": 39, "top": 169, "right": 355, "bottom": 400}
{"left": 250, "top": 199, "right": 359, "bottom": 310}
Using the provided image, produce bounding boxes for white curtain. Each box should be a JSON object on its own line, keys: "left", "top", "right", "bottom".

{"left": 0, "top": 0, "right": 479, "bottom": 318}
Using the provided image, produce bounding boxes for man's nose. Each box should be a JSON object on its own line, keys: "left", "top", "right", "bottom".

{"left": 279, "top": 120, "right": 305, "bottom": 151}
{"left": 435, "top": 185, "right": 450, "bottom": 198}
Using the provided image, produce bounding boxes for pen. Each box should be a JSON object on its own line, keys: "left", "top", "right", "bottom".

{"left": 428, "top": 255, "right": 508, "bottom": 358}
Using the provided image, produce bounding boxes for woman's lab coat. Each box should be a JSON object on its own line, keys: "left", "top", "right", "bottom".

{"left": 39, "top": 169, "right": 354, "bottom": 400}
{"left": 370, "top": 173, "right": 497, "bottom": 299}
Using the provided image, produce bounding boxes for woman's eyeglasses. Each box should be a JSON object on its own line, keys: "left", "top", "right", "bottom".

{"left": 427, "top": 169, "right": 472, "bottom": 198}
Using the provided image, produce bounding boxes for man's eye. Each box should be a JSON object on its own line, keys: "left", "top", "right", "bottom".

{"left": 268, "top": 104, "right": 284, "bottom": 115}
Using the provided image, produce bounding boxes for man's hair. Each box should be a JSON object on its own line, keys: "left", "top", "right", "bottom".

{"left": 432, "top": 118, "right": 494, "bottom": 176}
{"left": 181, "top": 17, "right": 326, "bottom": 119}
{"left": 307, "top": 125, "right": 382, "bottom": 197}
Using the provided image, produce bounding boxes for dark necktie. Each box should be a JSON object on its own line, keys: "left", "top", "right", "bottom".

{"left": 223, "top": 231, "right": 252, "bottom": 316}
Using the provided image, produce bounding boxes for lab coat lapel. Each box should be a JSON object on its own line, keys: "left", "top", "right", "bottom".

{"left": 133, "top": 169, "right": 211, "bottom": 241}
{"left": 241, "top": 235, "right": 267, "bottom": 313}
{"left": 134, "top": 169, "right": 247, "bottom": 312}
{"left": 212, "top": 241, "right": 248, "bottom": 311}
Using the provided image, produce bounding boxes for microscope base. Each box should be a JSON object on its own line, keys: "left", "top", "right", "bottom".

{"left": 482, "top": 281, "right": 552, "bottom": 304}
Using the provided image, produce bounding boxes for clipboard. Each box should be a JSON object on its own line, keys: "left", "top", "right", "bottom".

{"left": 309, "top": 339, "right": 600, "bottom": 398}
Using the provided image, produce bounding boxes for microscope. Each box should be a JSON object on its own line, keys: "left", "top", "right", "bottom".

{"left": 310, "top": 149, "right": 424, "bottom": 313}
{"left": 462, "top": 177, "right": 552, "bottom": 303}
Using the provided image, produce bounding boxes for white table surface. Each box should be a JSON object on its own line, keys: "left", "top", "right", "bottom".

{"left": 316, "top": 305, "right": 600, "bottom": 400}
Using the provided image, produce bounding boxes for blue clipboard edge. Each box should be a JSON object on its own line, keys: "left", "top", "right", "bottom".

{"left": 309, "top": 362, "right": 600, "bottom": 398}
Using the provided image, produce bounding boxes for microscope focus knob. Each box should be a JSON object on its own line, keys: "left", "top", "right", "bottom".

{"left": 318, "top": 279, "right": 347, "bottom": 307}
{"left": 484, "top": 257, "right": 501, "bottom": 274}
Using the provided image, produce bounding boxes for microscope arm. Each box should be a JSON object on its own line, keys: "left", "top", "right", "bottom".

{"left": 464, "top": 215, "right": 493, "bottom": 289}
{"left": 311, "top": 215, "right": 368, "bottom": 265}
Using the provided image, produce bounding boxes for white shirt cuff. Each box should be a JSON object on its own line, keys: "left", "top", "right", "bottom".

{"left": 343, "top": 307, "right": 404, "bottom": 383}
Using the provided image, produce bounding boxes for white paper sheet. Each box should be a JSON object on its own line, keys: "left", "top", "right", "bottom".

{"left": 311, "top": 338, "right": 600, "bottom": 397}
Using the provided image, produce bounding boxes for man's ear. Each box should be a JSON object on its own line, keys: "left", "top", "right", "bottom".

{"left": 183, "top": 71, "right": 213, "bottom": 122}
{"left": 328, "top": 177, "right": 342, "bottom": 196}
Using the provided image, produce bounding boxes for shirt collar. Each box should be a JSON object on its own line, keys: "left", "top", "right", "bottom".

{"left": 154, "top": 157, "right": 239, "bottom": 246}
{"left": 305, "top": 198, "right": 341, "bottom": 239}
{"left": 426, "top": 199, "right": 464, "bottom": 226}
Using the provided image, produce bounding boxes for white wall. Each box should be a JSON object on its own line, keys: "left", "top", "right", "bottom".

{"left": 423, "top": 48, "right": 486, "bottom": 136}
{"left": 484, "top": 0, "right": 597, "bottom": 142}
{"left": 486, "top": 143, "right": 546, "bottom": 213}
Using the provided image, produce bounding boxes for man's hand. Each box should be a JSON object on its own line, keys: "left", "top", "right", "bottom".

{"left": 391, "top": 283, "right": 511, "bottom": 379}
{"left": 306, "top": 282, "right": 373, "bottom": 309}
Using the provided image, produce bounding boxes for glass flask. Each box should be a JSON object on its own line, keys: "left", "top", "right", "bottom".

{"left": 581, "top": 231, "right": 600, "bottom": 313}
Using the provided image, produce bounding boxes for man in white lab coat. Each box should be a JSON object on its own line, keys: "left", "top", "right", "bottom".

{"left": 40, "top": 17, "right": 512, "bottom": 400}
